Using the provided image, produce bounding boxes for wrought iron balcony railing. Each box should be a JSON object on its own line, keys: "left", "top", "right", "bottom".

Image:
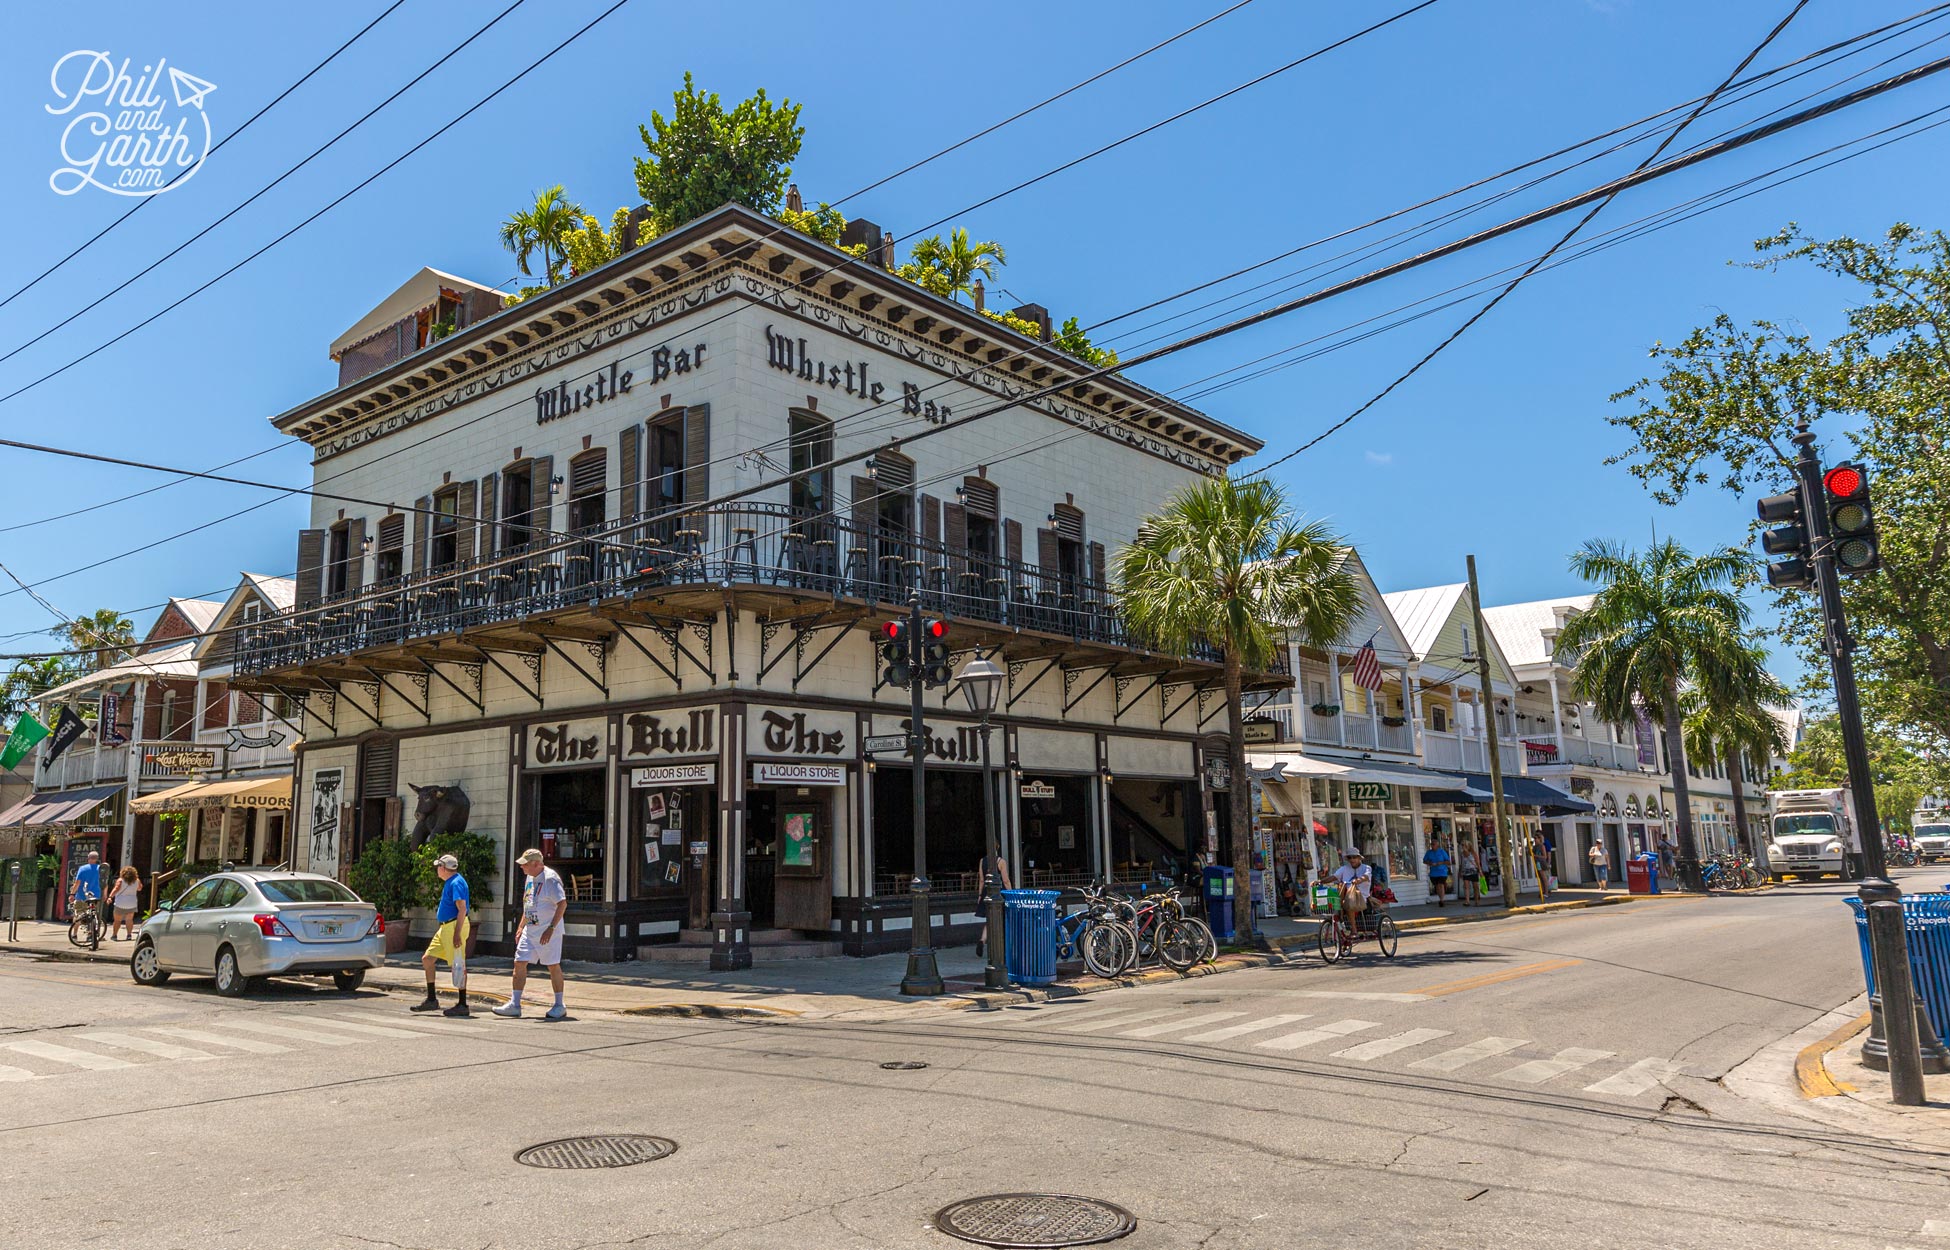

{"left": 236, "top": 503, "right": 1259, "bottom": 677}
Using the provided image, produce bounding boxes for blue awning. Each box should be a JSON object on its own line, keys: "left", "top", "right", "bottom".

{"left": 1423, "top": 775, "right": 1596, "bottom": 815}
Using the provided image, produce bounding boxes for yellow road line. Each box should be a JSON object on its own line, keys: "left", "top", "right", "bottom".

{"left": 1410, "top": 958, "right": 1582, "bottom": 997}
{"left": 1795, "top": 1011, "right": 1870, "bottom": 1098}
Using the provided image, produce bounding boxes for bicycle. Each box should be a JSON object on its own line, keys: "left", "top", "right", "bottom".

{"left": 1053, "top": 884, "right": 1135, "bottom": 979}
{"left": 1109, "top": 886, "right": 1204, "bottom": 974}
{"left": 68, "top": 898, "right": 103, "bottom": 951}
{"left": 1315, "top": 895, "right": 1399, "bottom": 964}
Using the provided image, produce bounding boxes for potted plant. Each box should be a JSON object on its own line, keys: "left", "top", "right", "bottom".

{"left": 1309, "top": 702, "right": 1341, "bottom": 717}
{"left": 347, "top": 838, "right": 416, "bottom": 955}
{"left": 412, "top": 832, "right": 497, "bottom": 958}
{"left": 1382, "top": 715, "right": 1407, "bottom": 728}
{"left": 34, "top": 853, "right": 58, "bottom": 919}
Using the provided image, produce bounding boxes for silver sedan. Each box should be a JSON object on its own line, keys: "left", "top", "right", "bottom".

{"left": 130, "top": 870, "right": 386, "bottom": 996}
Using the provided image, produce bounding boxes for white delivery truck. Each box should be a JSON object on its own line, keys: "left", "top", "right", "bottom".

{"left": 1764, "top": 788, "right": 1863, "bottom": 881}
{"left": 1914, "top": 802, "right": 1950, "bottom": 863}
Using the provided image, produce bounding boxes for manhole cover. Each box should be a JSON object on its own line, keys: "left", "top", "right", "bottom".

{"left": 514, "top": 1134, "right": 676, "bottom": 1170}
{"left": 935, "top": 1194, "right": 1136, "bottom": 1248}
{"left": 881, "top": 1060, "right": 929, "bottom": 1070}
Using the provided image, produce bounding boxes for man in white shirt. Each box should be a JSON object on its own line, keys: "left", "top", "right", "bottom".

{"left": 494, "top": 848, "right": 570, "bottom": 1021}
{"left": 1330, "top": 848, "right": 1374, "bottom": 931}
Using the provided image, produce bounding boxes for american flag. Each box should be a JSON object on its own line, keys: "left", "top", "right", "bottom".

{"left": 1348, "top": 637, "right": 1384, "bottom": 692}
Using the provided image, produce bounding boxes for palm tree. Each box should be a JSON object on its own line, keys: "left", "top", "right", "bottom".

{"left": 3, "top": 655, "right": 74, "bottom": 725}
{"left": 498, "top": 185, "right": 585, "bottom": 289}
{"left": 1681, "top": 643, "right": 1791, "bottom": 859}
{"left": 54, "top": 609, "right": 134, "bottom": 673}
{"left": 1557, "top": 539, "right": 1752, "bottom": 891}
{"left": 1116, "top": 477, "right": 1361, "bottom": 940}
{"left": 905, "top": 229, "right": 1006, "bottom": 302}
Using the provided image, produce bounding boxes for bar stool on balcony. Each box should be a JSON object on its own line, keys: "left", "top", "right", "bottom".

{"left": 461, "top": 578, "right": 487, "bottom": 626}
{"left": 779, "top": 531, "right": 808, "bottom": 586}
{"left": 878, "top": 554, "right": 907, "bottom": 598}
{"left": 729, "top": 526, "right": 760, "bottom": 582}
{"left": 632, "top": 539, "right": 666, "bottom": 587}
{"left": 811, "top": 538, "right": 837, "bottom": 590}
{"left": 488, "top": 570, "right": 515, "bottom": 608}
{"left": 844, "top": 546, "right": 869, "bottom": 594}
{"left": 564, "top": 553, "right": 593, "bottom": 593}
{"left": 672, "top": 528, "right": 703, "bottom": 580}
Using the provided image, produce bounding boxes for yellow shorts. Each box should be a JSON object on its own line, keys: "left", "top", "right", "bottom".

{"left": 425, "top": 917, "right": 469, "bottom": 964}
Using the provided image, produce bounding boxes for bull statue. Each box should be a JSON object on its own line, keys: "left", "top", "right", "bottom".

{"left": 407, "top": 783, "right": 471, "bottom": 847}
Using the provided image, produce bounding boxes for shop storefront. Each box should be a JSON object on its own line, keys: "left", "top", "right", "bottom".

{"left": 616, "top": 704, "right": 720, "bottom": 954}
{"left": 129, "top": 776, "right": 293, "bottom": 869}
{"left": 0, "top": 785, "right": 124, "bottom": 920}
{"left": 745, "top": 706, "right": 854, "bottom": 934}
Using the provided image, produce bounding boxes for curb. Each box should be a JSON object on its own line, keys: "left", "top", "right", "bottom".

{"left": 1797, "top": 1011, "right": 1870, "bottom": 1098}
{"left": 948, "top": 951, "right": 1287, "bottom": 1011}
{"left": 1, "top": 940, "right": 123, "bottom": 965}
{"left": 620, "top": 1002, "right": 797, "bottom": 1020}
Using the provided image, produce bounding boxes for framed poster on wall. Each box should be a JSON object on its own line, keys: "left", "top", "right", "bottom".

{"left": 779, "top": 805, "right": 819, "bottom": 875}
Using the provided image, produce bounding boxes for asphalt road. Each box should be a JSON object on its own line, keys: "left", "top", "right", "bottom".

{"left": 2, "top": 869, "right": 1945, "bottom": 1250}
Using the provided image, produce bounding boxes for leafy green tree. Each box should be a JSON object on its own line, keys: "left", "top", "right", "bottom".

{"left": 2, "top": 655, "right": 75, "bottom": 726}
{"left": 1608, "top": 224, "right": 1950, "bottom": 749}
{"left": 633, "top": 74, "right": 804, "bottom": 231}
{"left": 1053, "top": 315, "right": 1118, "bottom": 368}
{"left": 55, "top": 608, "right": 134, "bottom": 673}
{"left": 498, "top": 185, "right": 585, "bottom": 291}
{"left": 1680, "top": 642, "right": 1790, "bottom": 856}
{"left": 1557, "top": 539, "right": 1753, "bottom": 890}
{"left": 559, "top": 207, "right": 655, "bottom": 280}
{"left": 1116, "top": 478, "right": 1360, "bottom": 939}
{"left": 903, "top": 229, "right": 1006, "bottom": 303}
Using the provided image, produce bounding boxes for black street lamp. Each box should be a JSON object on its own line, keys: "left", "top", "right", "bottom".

{"left": 956, "top": 655, "right": 1007, "bottom": 990}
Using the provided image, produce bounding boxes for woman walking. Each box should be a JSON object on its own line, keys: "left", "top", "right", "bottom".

{"left": 1457, "top": 839, "right": 1480, "bottom": 906}
{"left": 1587, "top": 838, "right": 1610, "bottom": 890}
{"left": 109, "top": 866, "right": 142, "bottom": 941}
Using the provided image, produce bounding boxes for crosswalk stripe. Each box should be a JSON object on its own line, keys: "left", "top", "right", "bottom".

{"left": 1920, "top": 1219, "right": 1950, "bottom": 1238}
{"left": 75, "top": 1031, "right": 216, "bottom": 1062}
{"left": 1583, "top": 1057, "right": 1684, "bottom": 1096}
{"left": 284, "top": 1015, "right": 432, "bottom": 1040}
{"left": 1, "top": 1039, "right": 133, "bottom": 1071}
{"left": 1120, "top": 1012, "right": 1245, "bottom": 1038}
{"left": 1332, "top": 1028, "right": 1453, "bottom": 1062}
{"left": 1058, "top": 1009, "right": 1178, "bottom": 1033}
{"left": 0, "top": 1064, "right": 37, "bottom": 1082}
{"left": 1499, "top": 1047, "right": 1615, "bottom": 1084}
{"left": 1410, "top": 1036, "right": 1528, "bottom": 1072}
{"left": 216, "top": 1020, "right": 361, "bottom": 1046}
{"left": 1256, "top": 1018, "right": 1379, "bottom": 1052}
{"left": 1181, "top": 1014, "right": 1312, "bottom": 1043}
{"left": 149, "top": 1027, "right": 291, "bottom": 1055}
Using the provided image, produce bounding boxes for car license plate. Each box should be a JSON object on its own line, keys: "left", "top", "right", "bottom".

{"left": 318, "top": 921, "right": 342, "bottom": 935}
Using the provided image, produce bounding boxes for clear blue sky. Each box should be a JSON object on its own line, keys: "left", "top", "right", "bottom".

{"left": 1, "top": 0, "right": 1943, "bottom": 688}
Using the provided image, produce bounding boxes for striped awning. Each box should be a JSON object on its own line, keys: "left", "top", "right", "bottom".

{"left": 129, "top": 775, "right": 291, "bottom": 814}
{"left": 0, "top": 785, "right": 123, "bottom": 828}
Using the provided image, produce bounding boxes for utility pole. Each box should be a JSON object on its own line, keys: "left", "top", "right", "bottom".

{"left": 1467, "top": 556, "right": 1516, "bottom": 908}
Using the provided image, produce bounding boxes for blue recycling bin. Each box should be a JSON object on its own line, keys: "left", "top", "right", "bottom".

{"left": 1202, "top": 865, "right": 1237, "bottom": 943}
{"left": 1845, "top": 893, "right": 1950, "bottom": 1043}
{"left": 1637, "top": 853, "right": 1662, "bottom": 895}
{"left": 1001, "top": 888, "right": 1061, "bottom": 985}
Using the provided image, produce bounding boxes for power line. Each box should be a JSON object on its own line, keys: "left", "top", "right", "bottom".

{"left": 1241, "top": 0, "right": 1814, "bottom": 478}
{"left": 0, "top": 0, "right": 408, "bottom": 313}
{"left": 0, "top": 0, "right": 627, "bottom": 410}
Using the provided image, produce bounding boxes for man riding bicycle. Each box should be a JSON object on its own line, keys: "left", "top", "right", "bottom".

{"left": 1330, "top": 848, "right": 1373, "bottom": 932}
{"left": 70, "top": 850, "right": 103, "bottom": 927}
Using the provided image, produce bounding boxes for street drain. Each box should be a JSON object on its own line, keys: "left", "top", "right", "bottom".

{"left": 934, "top": 1194, "right": 1136, "bottom": 1248}
{"left": 881, "top": 1061, "right": 929, "bottom": 1070}
{"left": 514, "top": 1135, "right": 676, "bottom": 1170}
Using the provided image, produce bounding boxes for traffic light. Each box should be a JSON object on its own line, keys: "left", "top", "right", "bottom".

{"left": 921, "top": 619, "right": 952, "bottom": 687}
{"left": 1757, "top": 486, "right": 1813, "bottom": 590}
{"left": 880, "top": 620, "right": 913, "bottom": 688}
{"left": 1822, "top": 461, "right": 1881, "bottom": 575}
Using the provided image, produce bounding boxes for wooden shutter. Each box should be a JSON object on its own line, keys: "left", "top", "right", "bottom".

{"left": 876, "top": 452, "right": 914, "bottom": 490}
{"left": 1037, "top": 528, "right": 1059, "bottom": 572}
{"left": 683, "top": 404, "right": 711, "bottom": 504}
{"left": 851, "top": 476, "right": 876, "bottom": 537}
{"left": 1089, "top": 541, "right": 1106, "bottom": 588}
{"left": 962, "top": 477, "right": 998, "bottom": 518}
{"left": 344, "top": 518, "right": 366, "bottom": 593}
{"left": 569, "top": 449, "right": 606, "bottom": 497}
{"left": 1054, "top": 505, "right": 1085, "bottom": 543}
{"left": 410, "top": 495, "right": 431, "bottom": 574}
{"left": 295, "top": 529, "right": 325, "bottom": 606}
{"left": 530, "top": 456, "right": 553, "bottom": 539}
{"left": 945, "top": 503, "right": 967, "bottom": 553}
{"left": 921, "top": 494, "right": 941, "bottom": 547}
{"left": 377, "top": 514, "right": 405, "bottom": 556}
{"left": 359, "top": 738, "right": 398, "bottom": 800}
{"left": 381, "top": 796, "right": 402, "bottom": 843}
{"left": 478, "top": 472, "right": 498, "bottom": 554}
{"left": 1004, "top": 518, "right": 1022, "bottom": 565}
{"left": 619, "top": 425, "right": 641, "bottom": 521}
{"left": 454, "top": 480, "right": 478, "bottom": 563}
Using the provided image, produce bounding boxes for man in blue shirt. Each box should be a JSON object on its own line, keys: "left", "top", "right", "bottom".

{"left": 70, "top": 850, "right": 103, "bottom": 920}
{"left": 413, "top": 853, "right": 471, "bottom": 1017}
{"left": 1422, "top": 837, "right": 1452, "bottom": 908}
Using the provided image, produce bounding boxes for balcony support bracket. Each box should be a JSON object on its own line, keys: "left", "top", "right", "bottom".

{"left": 1062, "top": 663, "right": 1118, "bottom": 716}
{"left": 471, "top": 645, "right": 543, "bottom": 708}
{"left": 416, "top": 658, "right": 484, "bottom": 715}
{"left": 794, "top": 613, "right": 865, "bottom": 690}
{"left": 279, "top": 686, "right": 333, "bottom": 736}
{"left": 365, "top": 666, "right": 430, "bottom": 724}
{"left": 611, "top": 622, "right": 682, "bottom": 688}
{"left": 1197, "top": 686, "right": 1226, "bottom": 730}
{"left": 1114, "top": 672, "right": 1163, "bottom": 723}
{"left": 1161, "top": 683, "right": 1197, "bottom": 724}
{"left": 334, "top": 680, "right": 383, "bottom": 729}
{"left": 757, "top": 609, "right": 835, "bottom": 686}
{"left": 1006, "top": 658, "right": 1057, "bottom": 711}
{"left": 542, "top": 636, "right": 608, "bottom": 698}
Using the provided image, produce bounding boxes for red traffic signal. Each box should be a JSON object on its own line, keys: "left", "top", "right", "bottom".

{"left": 882, "top": 620, "right": 907, "bottom": 642}
{"left": 1821, "top": 461, "right": 1880, "bottom": 575}
{"left": 1822, "top": 464, "right": 1863, "bottom": 498}
{"left": 924, "top": 618, "right": 947, "bottom": 639}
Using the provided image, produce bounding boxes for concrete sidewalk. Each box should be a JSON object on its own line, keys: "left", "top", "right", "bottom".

{"left": 0, "top": 884, "right": 1673, "bottom": 1017}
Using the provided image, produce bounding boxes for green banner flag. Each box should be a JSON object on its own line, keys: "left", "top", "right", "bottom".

{"left": 0, "top": 712, "right": 50, "bottom": 770}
